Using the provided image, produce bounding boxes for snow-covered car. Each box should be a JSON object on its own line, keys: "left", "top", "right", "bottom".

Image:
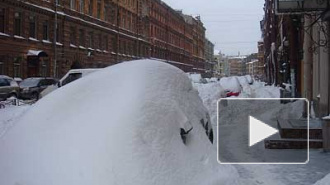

{"left": 187, "top": 73, "right": 207, "bottom": 84}
{"left": 244, "top": 75, "right": 253, "bottom": 84}
{"left": 13, "top": 77, "right": 23, "bottom": 84}
{"left": 0, "top": 75, "right": 19, "bottom": 100}
{"left": 237, "top": 76, "right": 250, "bottom": 86}
{"left": 0, "top": 60, "right": 236, "bottom": 185}
{"left": 220, "top": 76, "right": 242, "bottom": 97}
{"left": 40, "top": 68, "right": 100, "bottom": 98}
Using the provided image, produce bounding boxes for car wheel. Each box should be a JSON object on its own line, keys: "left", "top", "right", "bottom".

{"left": 9, "top": 93, "right": 17, "bottom": 99}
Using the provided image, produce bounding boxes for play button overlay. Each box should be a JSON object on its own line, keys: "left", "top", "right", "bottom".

{"left": 217, "top": 98, "right": 309, "bottom": 164}
{"left": 249, "top": 116, "right": 278, "bottom": 147}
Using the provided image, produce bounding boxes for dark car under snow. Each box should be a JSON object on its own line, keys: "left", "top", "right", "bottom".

{"left": 19, "top": 78, "right": 58, "bottom": 100}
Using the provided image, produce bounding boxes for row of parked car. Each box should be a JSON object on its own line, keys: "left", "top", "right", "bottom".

{"left": 0, "top": 69, "right": 100, "bottom": 101}
{"left": 0, "top": 76, "right": 58, "bottom": 101}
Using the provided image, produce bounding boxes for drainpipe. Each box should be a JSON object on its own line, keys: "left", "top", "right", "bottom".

{"left": 116, "top": 0, "right": 119, "bottom": 63}
{"left": 303, "top": 15, "right": 313, "bottom": 101}
{"left": 53, "top": 0, "right": 58, "bottom": 78}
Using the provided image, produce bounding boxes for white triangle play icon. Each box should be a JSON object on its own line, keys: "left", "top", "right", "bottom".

{"left": 249, "top": 116, "right": 278, "bottom": 147}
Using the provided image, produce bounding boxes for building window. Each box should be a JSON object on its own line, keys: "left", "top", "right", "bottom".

{"left": 40, "top": 59, "right": 48, "bottom": 77}
{"left": 0, "top": 62, "right": 4, "bottom": 74}
{"left": 98, "top": 33, "right": 102, "bottom": 49}
{"left": 14, "top": 12, "right": 22, "bottom": 36}
{"left": 0, "top": 8, "right": 5, "bottom": 33}
{"left": 13, "top": 57, "right": 21, "bottom": 77}
{"left": 56, "top": 0, "right": 61, "bottom": 6}
{"left": 110, "top": 6, "right": 116, "bottom": 24}
{"left": 79, "top": 29, "right": 85, "bottom": 46}
{"left": 80, "top": 0, "right": 85, "bottom": 13}
{"left": 42, "top": 21, "right": 49, "bottom": 40}
{"left": 56, "top": 23, "right": 60, "bottom": 42}
{"left": 70, "top": 0, "right": 76, "bottom": 9}
{"left": 104, "top": 6, "right": 109, "bottom": 22}
{"left": 111, "top": 37, "right": 116, "bottom": 51}
{"left": 88, "top": 0, "right": 93, "bottom": 15}
{"left": 122, "top": 16, "right": 126, "bottom": 28}
{"left": 13, "top": 63, "right": 20, "bottom": 77}
{"left": 88, "top": 31, "right": 94, "bottom": 48}
{"left": 70, "top": 26, "right": 76, "bottom": 44}
{"left": 29, "top": 15, "right": 36, "bottom": 38}
{"left": 97, "top": 0, "right": 101, "bottom": 19}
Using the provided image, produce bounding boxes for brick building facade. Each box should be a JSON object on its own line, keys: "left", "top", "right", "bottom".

{"left": 0, "top": 0, "right": 210, "bottom": 79}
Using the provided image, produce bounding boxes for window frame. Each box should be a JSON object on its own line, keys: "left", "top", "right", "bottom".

{"left": 79, "top": 29, "right": 85, "bottom": 46}
{"left": 42, "top": 20, "right": 49, "bottom": 41}
{"left": 70, "top": 0, "right": 76, "bottom": 10}
{"left": 0, "top": 8, "right": 5, "bottom": 33}
{"left": 14, "top": 12, "right": 22, "bottom": 36}
{"left": 29, "top": 15, "right": 36, "bottom": 38}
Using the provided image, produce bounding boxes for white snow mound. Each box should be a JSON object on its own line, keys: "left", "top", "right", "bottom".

{"left": 0, "top": 60, "right": 239, "bottom": 185}
{"left": 220, "top": 77, "right": 242, "bottom": 93}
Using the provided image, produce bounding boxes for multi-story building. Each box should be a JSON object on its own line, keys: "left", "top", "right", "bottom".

{"left": 257, "top": 40, "right": 265, "bottom": 79}
{"left": 0, "top": 0, "right": 210, "bottom": 79}
{"left": 261, "top": 0, "right": 330, "bottom": 118}
{"left": 204, "top": 39, "right": 214, "bottom": 62}
{"left": 214, "top": 51, "right": 229, "bottom": 77}
{"left": 203, "top": 38, "right": 215, "bottom": 77}
{"left": 227, "top": 56, "right": 246, "bottom": 76}
{"left": 247, "top": 59, "right": 258, "bottom": 77}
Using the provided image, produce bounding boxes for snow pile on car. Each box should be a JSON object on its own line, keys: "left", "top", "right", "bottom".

{"left": 220, "top": 77, "right": 242, "bottom": 93}
{"left": 244, "top": 75, "right": 253, "bottom": 84}
{"left": 187, "top": 73, "right": 207, "bottom": 84}
{"left": 236, "top": 76, "right": 250, "bottom": 86}
{"left": 192, "top": 82, "right": 226, "bottom": 127}
{"left": 249, "top": 82, "right": 280, "bottom": 98}
{"left": 205, "top": 77, "right": 219, "bottom": 83}
{"left": 235, "top": 76, "right": 253, "bottom": 97}
{"left": 0, "top": 60, "right": 240, "bottom": 185}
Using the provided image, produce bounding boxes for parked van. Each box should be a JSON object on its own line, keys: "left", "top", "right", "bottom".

{"left": 40, "top": 69, "right": 101, "bottom": 98}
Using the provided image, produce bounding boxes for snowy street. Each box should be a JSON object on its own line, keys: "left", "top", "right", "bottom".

{"left": 1, "top": 66, "right": 330, "bottom": 185}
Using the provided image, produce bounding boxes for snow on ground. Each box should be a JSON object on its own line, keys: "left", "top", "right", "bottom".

{"left": 314, "top": 173, "right": 330, "bottom": 185}
{"left": 0, "top": 105, "right": 30, "bottom": 138}
{"left": 0, "top": 60, "right": 240, "bottom": 185}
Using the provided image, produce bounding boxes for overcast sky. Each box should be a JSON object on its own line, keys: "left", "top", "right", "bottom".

{"left": 162, "top": 0, "right": 265, "bottom": 56}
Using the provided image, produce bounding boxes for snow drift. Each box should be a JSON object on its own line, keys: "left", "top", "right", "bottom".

{"left": 0, "top": 60, "right": 239, "bottom": 185}
{"left": 192, "top": 82, "right": 226, "bottom": 128}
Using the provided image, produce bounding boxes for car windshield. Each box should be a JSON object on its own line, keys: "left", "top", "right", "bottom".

{"left": 20, "top": 79, "right": 40, "bottom": 88}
